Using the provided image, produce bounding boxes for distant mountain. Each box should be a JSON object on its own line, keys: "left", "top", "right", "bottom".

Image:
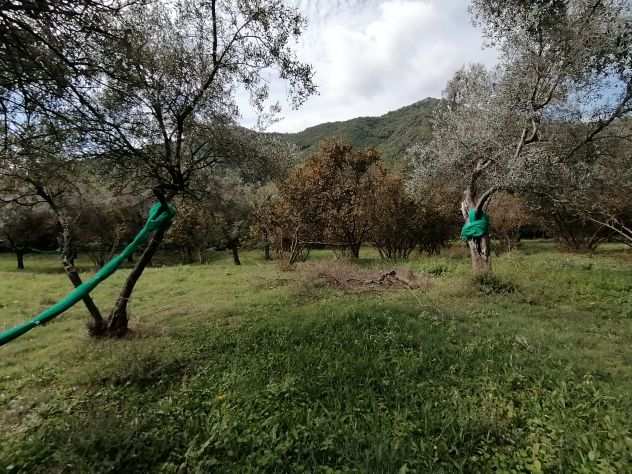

{"left": 275, "top": 97, "right": 440, "bottom": 162}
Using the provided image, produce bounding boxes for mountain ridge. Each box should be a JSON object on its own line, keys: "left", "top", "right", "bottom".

{"left": 275, "top": 97, "right": 440, "bottom": 162}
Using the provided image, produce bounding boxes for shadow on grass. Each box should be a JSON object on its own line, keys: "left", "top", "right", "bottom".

{"left": 3, "top": 301, "right": 631, "bottom": 473}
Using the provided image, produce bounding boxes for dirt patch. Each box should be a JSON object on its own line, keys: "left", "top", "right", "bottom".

{"left": 254, "top": 278, "right": 292, "bottom": 290}
{"left": 298, "top": 261, "right": 432, "bottom": 293}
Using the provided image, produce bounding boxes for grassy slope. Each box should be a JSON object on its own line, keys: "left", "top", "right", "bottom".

{"left": 277, "top": 98, "right": 439, "bottom": 163}
{"left": 1, "top": 244, "right": 632, "bottom": 473}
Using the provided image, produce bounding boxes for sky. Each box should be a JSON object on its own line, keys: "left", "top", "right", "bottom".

{"left": 239, "top": 0, "right": 498, "bottom": 133}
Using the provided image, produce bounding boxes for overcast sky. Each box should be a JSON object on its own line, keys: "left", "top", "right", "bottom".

{"left": 239, "top": 0, "right": 498, "bottom": 133}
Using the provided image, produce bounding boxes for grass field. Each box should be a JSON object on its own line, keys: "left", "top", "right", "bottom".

{"left": 1, "top": 242, "right": 632, "bottom": 473}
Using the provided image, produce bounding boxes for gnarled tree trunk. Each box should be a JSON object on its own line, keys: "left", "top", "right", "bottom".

{"left": 58, "top": 213, "right": 107, "bottom": 336}
{"left": 466, "top": 234, "right": 491, "bottom": 274}
{"left": 16, "top": 248, "right": 25, "bottom": 270}
{"left": 35, "top": 187, "right": 107, "bottom": 336}
{"left": 262, "top": 229, "right": 272, "bottom": 261}
{"left": 264, "top": 242, "right": 271, "bottom": 260}
{"left": 229, "top": 242, "right": 241, "bottom": 266}
{"left": 348, "top": 241, "right": 361, "bottom": 259}
{"left": 462, "top": 176, "right": 495, "bottom": 274}
{"left": 106, "top": 225, "right": 169, "bottom": 338}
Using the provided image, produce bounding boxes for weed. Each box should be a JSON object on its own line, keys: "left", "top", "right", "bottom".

{"left": 475, "top": 272, "right": 517, "bottom": 295}
{"left": 426, "top": 264, "right": 449, "bottom": 277}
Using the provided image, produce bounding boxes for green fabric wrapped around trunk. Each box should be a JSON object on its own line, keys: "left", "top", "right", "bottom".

{"left": 460, "top": 209, "right": 490, "bottom": 241}
{"left": 0, "top": 202, "right": 176, "bottom": 347}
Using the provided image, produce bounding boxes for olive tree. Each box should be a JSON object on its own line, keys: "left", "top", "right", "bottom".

{"left": 530, "top": 120, "right": 632, "bottom": 248}
{"left": 76, "top": 0, "right": 316, "bottom": 336}
{"left": 251, "top": 183, "right": 280, "bottom": 261}
{"left": 0, "top": 0, "right": 130, "bottom": 89}
{"left": 411, "top": 0, "right": 632, "bottom": 273}
{"left": 0, "top": 117, "right": 109, "bottom": 333}
{"left": 0, "top": 203, "right": 55, "bottom": 269}
{"left": 208, "top": 176, "right": 256, "bottom": 266}
{"left": 0, "top": 1, "right": 314, "bottom": 338}
{"left": 0, "top": 0, "right": 136, "bottom": 335}
{"left": 77, "top": 192, "right": 145, "bottom": 268}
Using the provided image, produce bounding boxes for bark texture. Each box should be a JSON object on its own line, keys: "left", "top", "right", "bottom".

{"left": 467, "top": 234, "right": 492, "bottom": 274}
{"left": 106, "top": 226, "right": 168, "bottom": 337}
{"left": 349, "top": 242, "right": 361, "bottom": 259}
{"left": 264, "top": 242, "right": 271, "bottom": 260}
{"left": 58, "top": 214, "right": 107, "bottom": 335}
{"left": 230, "top": 243, "right": 241, "bottom": 266}
{"left": 462, "top": 172, "right": 494, "bottom": 274}
{"left": 16, "top": 249, "right": 24, "bottom": 270}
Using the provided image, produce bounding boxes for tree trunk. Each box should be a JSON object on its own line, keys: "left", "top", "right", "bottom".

{"left": 462, "top": 183, "right": 494, "bottom": 275}
{"left": 231, "top": 244, "right": 241, "bottom": 266}
{"left": 16, "top": 249, "right": 24, "bottom": 270}
{"left": 467, "top": 235, "right": 491, "bottom": 274}
{"left": 185, "top": 246, "right": 194, "bottom": 264}
{"left": 349, "top": 242, "right": 361, "bottom": 259}
{"left": 264, "top": 242, "right": 271, "bottom": 261}
{"left": 106, "top": 227, "right": 168, "bottom": 337}
{"left": 58, "top": 215, "right": 106, "bottom": 336}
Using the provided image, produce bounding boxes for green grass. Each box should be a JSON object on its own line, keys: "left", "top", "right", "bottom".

{"left": 1, "top": 242, "right": 632, "bottom": 473}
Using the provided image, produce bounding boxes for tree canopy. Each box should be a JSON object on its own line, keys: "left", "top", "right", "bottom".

{"left": 411, "top": 0, "right": 632, "bottom": 271}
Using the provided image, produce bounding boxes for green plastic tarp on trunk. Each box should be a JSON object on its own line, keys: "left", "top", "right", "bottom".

{"left": 460, "top": 209, "right": 490, "bottom": 241}
{"left": 0, "top": 202, "right": 176, "bottom": 347}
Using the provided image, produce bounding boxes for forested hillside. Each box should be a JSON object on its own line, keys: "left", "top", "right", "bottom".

{"left": 276, "top": 97, "right": 439, "bottom": 161}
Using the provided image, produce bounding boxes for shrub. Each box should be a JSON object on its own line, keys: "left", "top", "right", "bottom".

{"left": 475, "top": 273, "right": 516, "bottom": 295}
{"left": 488, "top": 192, "right": 531, "bottom": 253}
{"left": 407, "top": 181, "right": 459, "bottom": 256}
{"left": 370, "top": 175, "right": 421, "bottom": 260}
{"left": 265, "top": 140, "right": 385, "bottom": 261}
{"left": 530, "top": 197, "right": 611, "bottom": 251}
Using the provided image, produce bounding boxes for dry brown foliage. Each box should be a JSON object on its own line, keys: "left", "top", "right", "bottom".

{"left": 297, "top": 261, "right": 432, "bottom": 293}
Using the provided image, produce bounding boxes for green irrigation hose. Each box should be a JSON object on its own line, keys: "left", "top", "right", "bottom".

{"left": 461, "top": 209, "right": 490, "bottom": 241}
{"left": 0, "top": 202, "right": 176, "bottom": 347}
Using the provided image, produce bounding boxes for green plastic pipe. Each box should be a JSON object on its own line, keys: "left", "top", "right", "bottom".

{"left": 0, "top": 202, "right": 176, "bottom": 347}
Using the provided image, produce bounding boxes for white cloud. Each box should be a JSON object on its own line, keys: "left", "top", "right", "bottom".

{"left": 239, "top": 0, "right": 498, "bottom": 133}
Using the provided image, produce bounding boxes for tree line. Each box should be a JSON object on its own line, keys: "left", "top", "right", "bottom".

{"left": 3, "top": 134, "right": 626, "bottom": 273}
